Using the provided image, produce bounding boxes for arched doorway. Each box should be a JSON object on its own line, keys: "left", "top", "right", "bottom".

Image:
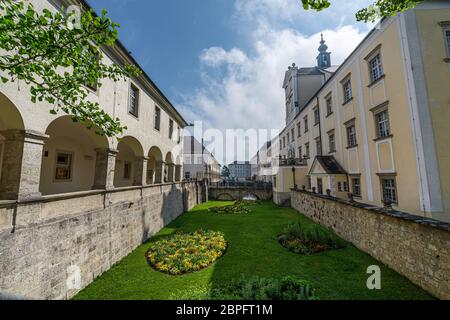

{"left": 0, "top": 92, "right": 27, "bottom": 200}
{"left": 165, "top": 152, "right": 174, "bottom": 183}
{"left": 39, "top": 116, "right": 109, "bottom": 195}
{"left": 114, "top": 136, "right": 144, "bottom": 188}
{"left": 147, "top": 146, "right": 163, "bottom": 184}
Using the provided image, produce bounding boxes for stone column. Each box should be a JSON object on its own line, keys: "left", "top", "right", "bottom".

{"left": 133, "top": 156, "right": 148, "bottom": 186}
{"left": 154, "top": 160, "right": 164, "bottom": 184}
{"left": 175, "top": 165, "right": 182, "bottom": 182}
{"left": 167, "top": 163, "right": 175, "bottom": 183}
{"left": 92, "top": 148, "right": 118, "bottom": 190}
{"left": 0, "top": 130, "right": 48, "bottom": 201}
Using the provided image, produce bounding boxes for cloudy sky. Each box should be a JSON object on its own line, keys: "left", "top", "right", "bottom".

{"left": 89, "top": 0, "right": 374, "bottom": 164}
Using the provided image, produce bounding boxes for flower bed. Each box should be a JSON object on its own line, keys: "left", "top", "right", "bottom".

{"left": 146, "top": 229, "right": 227, "bottom": 275}
{"left": 208, "top": 200, "right": 255, "bottom": 214}
{"left": 278, "top": 221, "right": 346, "bottom": 255}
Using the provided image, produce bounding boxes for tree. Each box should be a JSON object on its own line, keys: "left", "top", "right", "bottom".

{"left": 0, "top": 0, "right": 141, "bottom": 137}
{"left": 300, "top": 0, "right": 424, "bottom": 22}
{"left": 221, "top": 166, "right": 230, "bottom": 179}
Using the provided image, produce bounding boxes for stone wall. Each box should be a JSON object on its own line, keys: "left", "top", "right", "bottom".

{"left": 290, "top": 190, "right": 450, "bottom": 299}
{"left": 0, "top": 181, "right": 206, "bottom": 300}
{"left": 209, "top": 187, "right": 273, "bottom": 201}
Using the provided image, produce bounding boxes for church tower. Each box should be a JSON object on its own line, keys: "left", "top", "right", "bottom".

{"left": 316, "top": 34, "right": 331, "bottom": 69}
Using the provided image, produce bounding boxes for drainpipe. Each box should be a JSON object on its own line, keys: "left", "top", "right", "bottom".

{"left": 316, "top": 96, "right": 323, "bottom": 156}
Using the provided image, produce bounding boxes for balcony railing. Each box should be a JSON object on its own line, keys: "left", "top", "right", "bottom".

{"left": 278, "top": 157, "right": 308, "bottom": 167}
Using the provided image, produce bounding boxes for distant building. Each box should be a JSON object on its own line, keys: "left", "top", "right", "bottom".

{"left": 251, "top": 140, "right": 274, "bottom": 183}
{"left": 183, "top": 136, "right": 221, "bottom": 183}
{"left": 228, "top": 161, "right": 252, "bottom": 180}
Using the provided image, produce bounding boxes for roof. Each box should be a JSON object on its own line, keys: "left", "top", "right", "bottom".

{"left": 75, "top": 0, "right": 189, "bottom": 127}
{"left": 311, "top": 156, "right": 347, "bottom": 175}
{"left": 298, "top": 67, "right": 327, "bottom": 76}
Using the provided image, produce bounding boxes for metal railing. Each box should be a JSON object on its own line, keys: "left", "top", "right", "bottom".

{"left": 210, "top": 181, "right": 273, "bottom": 190}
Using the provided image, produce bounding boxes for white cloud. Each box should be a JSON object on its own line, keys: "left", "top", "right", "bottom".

{"left": 176, "top": 0, "right": 372, "bottom": 164}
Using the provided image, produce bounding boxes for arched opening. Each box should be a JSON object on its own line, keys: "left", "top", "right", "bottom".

{"left": 0, "top": 92, "right": 26, "bottom": 199}
{"left": 217, "top": 193, "right": 235, "bottom": 201}
{"left": 39, "top": 116, "right": 109, "bottom": 195}
{"left": 114, "top": 136, "right": 144, "bottom": 188}
{"left": 165, "top": 152, "right": 174, "bottom": 183}
{"left": 147, "top": 146, "right": 163, "bottom": 184}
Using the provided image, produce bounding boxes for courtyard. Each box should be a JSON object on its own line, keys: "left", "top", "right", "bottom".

{"left": 74, "top": 201, "right": 433, "bottom": 300}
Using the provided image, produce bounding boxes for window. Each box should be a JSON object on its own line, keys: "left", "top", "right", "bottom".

{"left": 328, "top": 132, "right": 336, "bottom": 153}
{"left": 326, "top": 96, "right": 333, "bottom": 116}
{"left": 154, "top": 106, "right": 161, "bottom": 131}
{"left": 55, "top": 151, "right": 73, "bottom": 181}
{"left": 337, "top": 182, "right": 342, "bottom": 192}
{"left": 342, "top": 78, "right": 352, "bottom": 103}
{"left": 283, "top": 137, "right": 286, "bottom": 148}
{"left": 375, "top": 110, "right": 391, "bottom": 138}
{"left": 317, "top": 178, "right": 323, "bottom": 195}
{"left": 177, "top": 127, "right": 181, "bottom": 144}
{"left": 352, "top": 177, "right": 361, "bottom": 197}
{"left": 287, "top": 132, "right": 290, "bottom": 144}
{"left": 315, "top": 138, "right": 322, "bottom": 156}
{"left": 291, "top": 129, "right": 295, "bottom": 142}
{"left": 446, "top": 30, "right": 450, "bottom": 57}
{"left": 346, "top": 124, "right": 357, "bottom": 148}
{"left": 185, "top": 172, "right": 191, "bottom": 180}
{"left": 304, "top": 116, "right": 309, "bottom": 133}
{"left": 298, "top": 146, "right": 302, "bottom": 159}
{"left": 314, "top": 107, "right": 320, "bottom": 126}
{"left": 343, "top": 181, "right": 349, "bottom": 192}
{"left": 123, "top": 161, "right": 132, "bottom": 180}
{"left": 381, "top": 177, "right": 397, "bottom": 203}
{"left": 169, "top": 119, "right": 174, "bottom": 139}
{"left": 297, "top": 123, "right": 301, "bottom": 137}
{"left": 129, "top": 84, "right": 139, "bottom": 117}
{"left": 369, "top": 54, "right": 384, "bottom": 83}
{"left": 305, "top": 143, "right": 310, "bottom": 158}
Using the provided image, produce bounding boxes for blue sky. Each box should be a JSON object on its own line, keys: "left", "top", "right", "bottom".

{"left": 88, "top": 0, "right": 373, "bottom": 163}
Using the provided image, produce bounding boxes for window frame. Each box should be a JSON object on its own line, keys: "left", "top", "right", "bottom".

{"left": 345, "top": 120, "right": 357, "bottom": 148}
{"left": 304, "top": 116, "right": 309, "bottom": 133}
{"left": 169, "top": 119, "right": 174, "bottom": 140}
{"left": 369, "top": 53, "right": 384, "bottom": 84}
{"left": 328, "top": 130, "right": 336, "bottom": 153}
{"left": 313, "top": 106, "right": 320, "bottom": 126}
{"left": 439, "top": 22, "right": 450, "bottom": 61}
{"left": 351, "top": 176, "right": 362, "bottom": 198}
{"left": 375, "top": 109, "right": 391, "bottom": 139}
{"left": 154, "top": 106, "right": 161, "bottom": 131}
{"left": 128, "top": 83, "right": 140, "bottom": 118}
{"left": 341, "top": 75, "right": 353, "bottom": 105}
{"left": 315, "top": 137, "right": 322, "bottom": 156}
{"left": 380, "top": 176, "right": 398, "bottom": 204}
{"left": 325, "top": 94, "right": 333, "bottom": 116}
{"left": 297, "top": 122, "right": 301, "bottom": 138}
{"left": 305, "top": 142, "right": 310, "bottom": 159}
{"left": 54, "top": 150, "right": 74, "bottom": 182}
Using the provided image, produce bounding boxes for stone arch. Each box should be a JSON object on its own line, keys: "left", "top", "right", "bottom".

{"left": 164, "top": 152, "right": 175, "bottom": 183}
{"left": 147, "top": 146, "right": 163, "bottom": 184}
{"left": 0, "top": 92, "right": 26, "bottom": 199}
{"left": 242, "top": 192, "right": 260, "bottom": 201}
{"left": 39, "top": 116, "right": 110, "bottom": 195}
{"left": 114, "top": 136, "right": 145, "bottom": 187}
{"left": 216, "top": 193, "right": 235, "bottom": 201}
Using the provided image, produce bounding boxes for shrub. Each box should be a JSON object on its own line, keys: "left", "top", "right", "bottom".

{"left": 208, "top": 201, "right": 252, "bottom": 214}
{"left": 171, "top": 276, "right": 318, "bottom": 300}
{"left": 146, "top": 229, "right": 227, "bottom": 275}
{"left": 278, "top": 221, "right": 346, "bottom": 255}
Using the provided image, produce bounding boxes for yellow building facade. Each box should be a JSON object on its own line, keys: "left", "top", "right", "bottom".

{"left": 273, "top": 2, "right": 450, "bottom": 222}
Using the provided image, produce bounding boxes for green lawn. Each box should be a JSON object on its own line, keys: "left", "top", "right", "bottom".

{"left": 74, "top": 201, "right": 434, "bottom": 300}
